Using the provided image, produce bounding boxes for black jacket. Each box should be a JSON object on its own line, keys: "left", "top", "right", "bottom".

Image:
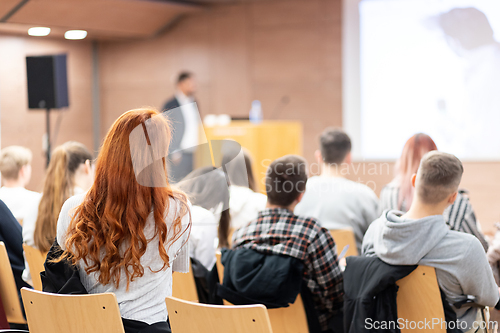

{"left": 344, "top": 256, "right": 461, "bottom": 333}
{"left": 217, "top": 248, "right": 303, "bottom": 308}
{"left": 41, "top": 241, "right": 171, "bottom": 333}
{"left": 343, "top": 256, "right": 417, "bottom": 333}
{"left": 0, "top": 200, "right": 31, "bottom": 293}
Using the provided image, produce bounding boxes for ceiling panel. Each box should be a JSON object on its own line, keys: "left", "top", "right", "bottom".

{"left": 0, "top": 0, "right": 24, "bottom": 20}
{"left": 1, "top": 0, "right": 201, "bottom": 39}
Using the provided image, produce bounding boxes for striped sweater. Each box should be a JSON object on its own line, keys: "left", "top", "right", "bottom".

{"left": 379, "top": 184, "right": 489, "bottom": 251}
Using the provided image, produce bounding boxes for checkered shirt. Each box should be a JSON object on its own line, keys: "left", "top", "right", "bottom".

{"left": 232, "top": 207, "right": 344, "bottom": 331}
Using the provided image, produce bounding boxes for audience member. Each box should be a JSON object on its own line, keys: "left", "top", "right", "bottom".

{"left": 22, "top": 142, "right": 93, "bottom": 281}
{"left": 222, "top": 147, "right": 266, "bottom": 230}
{"left": 232, "top": 155, "right": 344, "bottom": 333}
{"left": 56, "top": 109, "right": 191, "bottom": 331}
{"left": 295, "top": 128, "right": 378, "bottom": 252}
{"left": 363, "top": 151, "right": 499, "bottom": 331}
{"left": 0, "top": 146, "right": 41, "bottom": 223}
{"left": 0, "top": 200, "right": 31, "bottom": 295}
{"left": 178, "top": 166, "right": 231, "bottom": 270}
{"left": 379, "top": 133, "right": 489, "bottom": 250}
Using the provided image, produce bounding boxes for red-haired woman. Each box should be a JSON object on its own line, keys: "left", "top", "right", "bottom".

{"left": 379, "top": 133, "right": 488, "bottom": 251}
{"left": 56, "top": 108, "right": 191, "bottom": 330}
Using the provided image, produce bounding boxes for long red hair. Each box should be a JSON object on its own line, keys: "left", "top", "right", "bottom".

{"left": 61, "top": 108, "right": 190, "bottom": 289}
{"left": 395, "top": 133, "right": 437, "bottom": 210}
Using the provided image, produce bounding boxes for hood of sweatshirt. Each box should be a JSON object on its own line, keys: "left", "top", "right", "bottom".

{"left": 368, "top": 210, "right": 450, "bottom": 265}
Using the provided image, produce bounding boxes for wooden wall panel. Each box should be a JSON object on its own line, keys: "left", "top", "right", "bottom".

{"left": 0, "top": 36, "right": 93, "bottom": 191}
{"left": 97, "top": 0, "right": 500, "bottom": 235}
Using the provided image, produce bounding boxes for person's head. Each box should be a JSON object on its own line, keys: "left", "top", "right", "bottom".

{"left": 176, "top": 71, "right": 196, "bottom": 97}
{"left": 221, "top": 144, "right": 258, "bottom": 192}
{"left": 61, "top": 108, "right": 190, "bottom": 289}
{"left": 316, "top": 128, "right": 352, "bottom": 166}
{"left": 34, "top": 141, "right": 93, "bottom": 253}
{"left": 412, "top": 151, "right": 463, "bottom": 210}
{"left": 438, "top": 8, "right": 495, "bottom": 53}
{"left": 0, "top": 146, "right": 33, "bottom": 187}
{"left": 178, "top": 166, "right": 231, "bottom": 248}
{"left": 265, "top": 155, "right": 307, "bottom": 210}
{"left": 395, "top": 133, "right": 437, "bottom": 210}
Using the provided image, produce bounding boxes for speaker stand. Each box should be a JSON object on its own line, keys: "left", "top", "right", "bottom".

{"left": 46, "top": 107, "right": 51, "bottom": 167}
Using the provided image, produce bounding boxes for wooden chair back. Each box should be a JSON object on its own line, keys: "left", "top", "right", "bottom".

{"left": 172, "top": 267, "right": 198, "bottom": 302}
{"left": 22, "top": 244, "right": 46, "bottom": 291}
{"left": 0, "top": 242, "right": 26, "bottom": 324}
{"left": 396, "top": 265, "right": 445, "bottom": 333}
{"left": 329, "top": 229, "right": 358, "bottom": 257}
{"left": 267, "top": 294, "right": 308, "bottom": 333}
{"left": 166, "top": 296, "right": 273, "bottom": 333}
{"left": 21, "top": 288, "right": 125, "bottom": 333}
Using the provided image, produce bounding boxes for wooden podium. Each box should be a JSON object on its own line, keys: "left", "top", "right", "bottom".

{"left": 196, "top": 121, "right": 303, "bottom": 192}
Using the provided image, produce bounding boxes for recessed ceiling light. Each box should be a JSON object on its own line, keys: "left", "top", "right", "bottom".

{"left": 28, "top": 27, "right": 51, "bottom": 37}
{"left": 64, "top": 30, "right": 87, "bottom": 40}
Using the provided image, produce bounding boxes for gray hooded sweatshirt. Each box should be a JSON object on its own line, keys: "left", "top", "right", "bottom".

{"left": 362, "top": 210, "right": 499, "bottom": 329}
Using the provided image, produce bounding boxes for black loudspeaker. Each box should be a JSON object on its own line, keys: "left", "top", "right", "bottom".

{"left": 26, "top": 54, "right": 69, "bottom": 109}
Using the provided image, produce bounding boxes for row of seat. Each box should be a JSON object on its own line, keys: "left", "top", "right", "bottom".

{"left": 0, "top": 230, "right": 455, "bottom": 332}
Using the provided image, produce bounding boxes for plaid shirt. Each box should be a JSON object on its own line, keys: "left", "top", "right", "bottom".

{"left": 232, "top": 208, "right": 344, "bottom": 331}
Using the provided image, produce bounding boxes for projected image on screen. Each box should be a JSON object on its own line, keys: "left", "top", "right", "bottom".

{"left": 359, "top": 0, "right": 500, "bottom": 160}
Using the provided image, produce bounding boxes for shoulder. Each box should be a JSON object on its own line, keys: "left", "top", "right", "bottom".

{"left": 165, "top": 196, "right": 192, "bottom": 227}
{"left": 190, "top": 205, "right": 216, "bottom": 224}
{"left": 442, "top": 229, "right": 481, "bottom": 254}
{"left": 163, "top": 97, "right": 180, "bottom": 110}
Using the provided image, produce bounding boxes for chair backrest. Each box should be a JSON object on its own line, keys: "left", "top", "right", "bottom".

{"left": 21, "top": 288, "right": 125, "bottom": 333}
{"left": 166, "top": 296, "right": 273, "bottom": 333}
{"left": 267, "top": 294, "right": 308, "bottom": 333}
{"left": 396, "top": 265, "right": 445, "bottom": 333}
{"left": 329, "top": 229, "right": 358, "bottom": 257}
{"left": 0, "top": 242, "right": 26, "bottom": 324}
{"left": 22, "top": 244, "right": 46, "bottom": 291}
{"left": 172, "top": 267, "right": 198, "bottom": 302}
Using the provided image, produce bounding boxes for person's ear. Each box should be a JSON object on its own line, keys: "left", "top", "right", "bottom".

{"left": 295, "top": 192, "right": 305, "bottom": 204}
{"left": 448, "top": 191, "right": 458, "bottom": 205}
{"left": 344, "top": 152, "right": 352, "bottom": 164}
{"left": 84, "top": 160, "right": 91, "bottom": 174}
{"left": 411, "top": 174, "right": 417, "bottom": 188}
{"left": 314, "top": 150, "right": 322, "bottom": 164}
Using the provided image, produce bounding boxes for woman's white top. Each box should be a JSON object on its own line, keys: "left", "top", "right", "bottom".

{"left": 57, "top": 193, "right": 191, "bottom": 325}
{"left": 189, "top": 205, "right": 218, "bottom": 270}
{"left": 0, "top": 186, "right": 41, "bottom": 222}
{"left": 229, "top": 185, "right": 267, "bottom": 230}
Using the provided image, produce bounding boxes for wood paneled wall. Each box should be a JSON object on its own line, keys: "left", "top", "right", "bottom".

{"left": 1, "top": 0, "right": 499, "bottom": 234}
{"left": 0, "top": 36, "right": 93, "bottom": 192}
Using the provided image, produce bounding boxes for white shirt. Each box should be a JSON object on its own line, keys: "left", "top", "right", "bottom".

{"left": 57, "top": 193, "right": 191, "bottom": 324}
{"left": 0, "top": 186, "right": 41, "bottom": 222}
{"left": 175, "top": 92, "right": 199, "bottom": 152}
{"left": 189, "top": 205, "right": 218, "bottom": 270}
{"left": 229, "top": 185, "right": 267, "bottom": 230}
{"left": 294, "top": 176, "right": 379, "bottom": 253}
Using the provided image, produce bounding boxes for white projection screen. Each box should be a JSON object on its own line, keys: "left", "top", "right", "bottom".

{"left": 343, "top": 0, "right": 500, "bottom": 160}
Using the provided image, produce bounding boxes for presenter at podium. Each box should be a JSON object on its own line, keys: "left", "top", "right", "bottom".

{"left": 163, "top": 72, "right": 200, "bottom": 182}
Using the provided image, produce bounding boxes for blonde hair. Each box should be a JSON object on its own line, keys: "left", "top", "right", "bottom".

{"left": 34, "top": 142, "right": 92, "bottom": 252}
{"left": 0, "top": 146, "right": 32, "bottom": 180}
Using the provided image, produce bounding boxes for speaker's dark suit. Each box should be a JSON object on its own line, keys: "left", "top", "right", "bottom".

{"left": 163, "top": 96, "right": 194, "bottom": 182}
